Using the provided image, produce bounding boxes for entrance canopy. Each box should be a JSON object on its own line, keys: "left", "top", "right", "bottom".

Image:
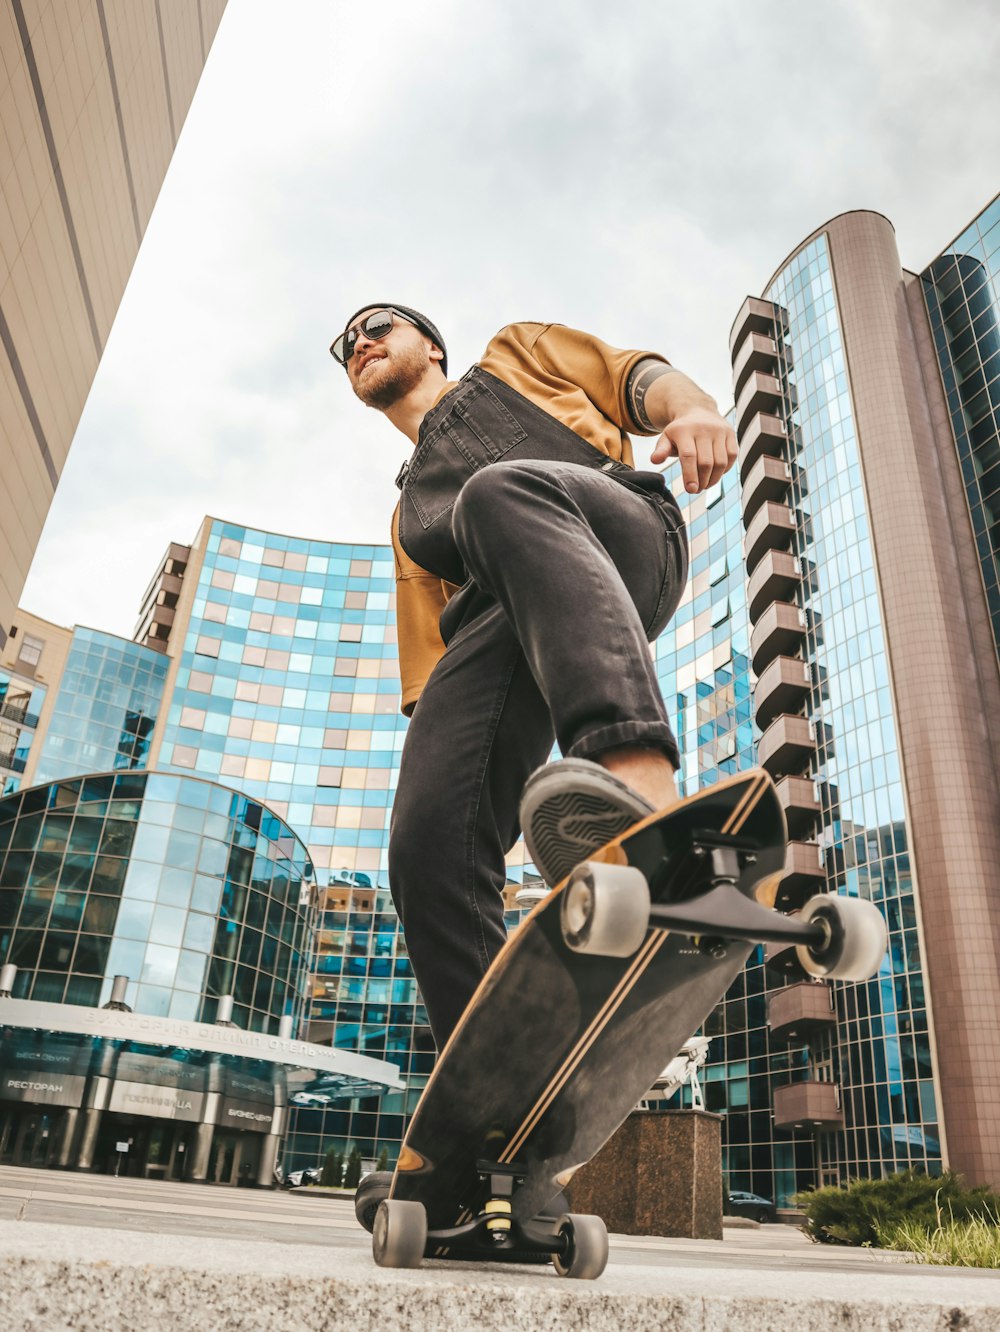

{"left": 0, "top": 997, "right": 405, "bottom": 1118}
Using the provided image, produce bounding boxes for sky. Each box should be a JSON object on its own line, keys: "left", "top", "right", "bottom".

{"left": 20, "top": 0, "right": 1000, "bottom": 636}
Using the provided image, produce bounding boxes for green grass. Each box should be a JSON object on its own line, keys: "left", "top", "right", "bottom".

{"left": 877, "top": 1211, "right": 1000, "bottom": 1268}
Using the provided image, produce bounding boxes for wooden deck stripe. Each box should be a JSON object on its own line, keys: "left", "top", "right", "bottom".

{"left": 499, "top": 930, "right": 666, "bottom": 1162}
{"left": 498, "top": 772, "right": 773, "bottom": 1166}
{"left": 499, "top": 929, "right": 668, "bottom": 1164}
{"left": 500, "top": 931, "right": 671, "bottom": 1164}
{"left": 726, "top": 771, "right": 766, "bottom": 832}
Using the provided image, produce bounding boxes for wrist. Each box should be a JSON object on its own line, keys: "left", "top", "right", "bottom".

{"left": 646, "top": 374, "right": 718, "bottom": 430}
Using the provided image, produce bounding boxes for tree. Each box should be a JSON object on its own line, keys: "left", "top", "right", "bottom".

{"left": 320, "top": 1145, "right": 343, "bottom": 1188}
{"left": 343, "top": 1145, "right": 363, "bottom": 1190}
{"left": 376, "top": 1146, "right": 389, "bottom": 1171}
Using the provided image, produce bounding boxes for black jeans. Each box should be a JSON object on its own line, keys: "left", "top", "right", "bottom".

{"left": 389, "top": 371, "right": 688, "bottom": 1048}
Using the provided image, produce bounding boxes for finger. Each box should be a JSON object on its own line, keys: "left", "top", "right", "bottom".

{"left": 675, "top": 430, "right": 700, "bottom": 494}
{"left": 711, "top": 430, "right": 729, "bottom": 488}
{"left": 650, "top": 431, "right": 677, "bottom": 465}
{"left": 696, "top": 434, "right": 714, "bottom": 491}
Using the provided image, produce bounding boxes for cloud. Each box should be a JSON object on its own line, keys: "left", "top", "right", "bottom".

{"left": 20, "top": 0, "right": 1000, "bottom": 636}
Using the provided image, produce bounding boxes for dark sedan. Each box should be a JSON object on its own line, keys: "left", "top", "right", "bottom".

{"left": 726, "top": 1190, "right": 776, "bottom": 1223}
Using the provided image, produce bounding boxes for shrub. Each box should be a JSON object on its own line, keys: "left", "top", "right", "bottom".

{"left": 320, "top": 1146, "right": 343, "bottom": 1188}
{"left": 376, "top": 1146, "right": 389, "bottom": 1171}
{"left": 343, "top": 1145, "right": 363, "bottom": 1190}
{"left": 795, "top": 1169, "right": 1000, "bottom": 1247}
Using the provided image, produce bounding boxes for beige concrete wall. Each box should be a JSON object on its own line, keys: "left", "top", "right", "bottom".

{"left": 0, "top": 0, "right": 227, "bottom": 648}
{"left": 824, "top": 212, "right": 1000, "bottom": 1186}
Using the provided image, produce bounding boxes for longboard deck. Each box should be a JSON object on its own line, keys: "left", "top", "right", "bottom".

{"left": 390, "top": 769, "right": 786, "bottom": 1237}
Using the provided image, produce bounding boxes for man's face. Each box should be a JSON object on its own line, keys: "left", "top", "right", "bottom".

{"left": 345, "top": 309, "right": 439, "bottom": 410}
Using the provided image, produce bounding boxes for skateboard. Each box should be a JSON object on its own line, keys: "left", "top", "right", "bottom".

{"left": 356, "top": 769, "right": 886, "bottom": 1279}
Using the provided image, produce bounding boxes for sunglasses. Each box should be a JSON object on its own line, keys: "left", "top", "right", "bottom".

{"left": 330, "top": 308, "right": 414, "bottom": 367}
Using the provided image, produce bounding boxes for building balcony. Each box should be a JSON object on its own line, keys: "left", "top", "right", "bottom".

{"left": 775, "top": 775, "right": 821, "bottom": 838}
{"left": 773, "top": 1080, "right": 843, "bottom": 1133}
{"left": 735, "top": 371, "right": 783, "bottom": 436}
{"left": 0, "top": 701, "right": 39, "bottom": 729}
{"left": 764, "top": 924, "right": 801, "bottom": 974}
{"left": 738, "top": 412, "right": 787, "bottom": 483}
{"left": 744, "top": 501, "right": 797, "bottom": 575}
{"left": 747, "top": 550, "right": 801, "bottom": 622}
{"left": 768, "top": 981, "right": 836, "bottom": 1044}
{"left": 732, "top": 332, "right": 779, "bottom": 399}
{"left": 757, "top": 714, "right": 816, "bottom": 778}
{"left": 774, "top": 840, "right": 825, "bottom": 912}
{"left": 729, "top": 296, "right": 784, "bottom": 358}
{"left": 742, "top": 454, "right": 793, "bottom": 527}
{"left": 155, "top": 572, "right": 184, "bottom": 601}
{"left": 750, "top": 602, "right": 807, "bottom": 675}
{"left": 755, "top": 655, "right": 810, "bottom": 731}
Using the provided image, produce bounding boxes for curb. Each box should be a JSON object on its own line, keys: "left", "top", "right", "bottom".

{"left": 2, "top": 1248, "right": 999, "bottom": 1332}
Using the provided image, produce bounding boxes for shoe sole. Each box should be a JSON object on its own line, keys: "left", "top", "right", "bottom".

{"left": 520, "top": 760, "right": 654, "bottom": 888}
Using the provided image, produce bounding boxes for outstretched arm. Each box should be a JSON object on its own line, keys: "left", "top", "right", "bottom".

{"left": 627, "top": 358, "right": 737, "bottom": 494}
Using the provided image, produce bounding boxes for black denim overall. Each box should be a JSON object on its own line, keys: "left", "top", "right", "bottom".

{"left": 389, "top": 367, "right": 689, "bottom": 1048}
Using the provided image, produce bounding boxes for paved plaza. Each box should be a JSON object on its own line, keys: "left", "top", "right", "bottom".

{"left": 0, "top": 1166, "right": 998, "bottom": 1329}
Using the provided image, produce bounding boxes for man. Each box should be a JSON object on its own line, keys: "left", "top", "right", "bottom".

{"left": 331, "top": 305, "right": 737, "bottom": 1051}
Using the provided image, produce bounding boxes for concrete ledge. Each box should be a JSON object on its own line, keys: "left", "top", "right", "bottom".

{"left": 1, "top": 1220, "right": 999, "bottom": 1331}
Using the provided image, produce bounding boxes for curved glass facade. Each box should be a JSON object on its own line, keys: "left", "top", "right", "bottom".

{"left": 0, "top": 770, "right": 316, "bottom": 1031}
{"left": 923, "top": 194, "right": 1000, "bottom": 650}
{"left": 764, "top": 235, "right": 938, "bottom": 1192}
{"left": 33, "top": 629, "right": 169, "bottom": 786}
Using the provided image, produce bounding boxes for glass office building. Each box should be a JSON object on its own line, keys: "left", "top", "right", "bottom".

{"left": 725, "top": 234, "right": 940, "bottom": 1204}
{"left": 0, "top": 670, "right": 46, "bottom": 796}
{"left": 652, "top": 458, "right": 817, "bottom": 1203}
{"left": 32, "top": 629, "right": 169, "bottom": 787}
{"left": 0, "top": 613, "right": 73, "bottom": 798}
{"left": 723, "top": 199, "right": 1000, "bottom": 1202}
{"left": 0, "top": 770, "right": 314, "bottom": 1024}
{"left": 0, "top": 768, "right": 403, "bottom": 1184}
{"left": 922, "top": 195, "right": 1000, "bottom": 651}
{"left": 151, "top": 520, "right": 430, "bottom": 1169}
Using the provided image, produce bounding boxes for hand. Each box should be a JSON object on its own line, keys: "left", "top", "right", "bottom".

{"left": 650, "top": 408, "right": 738, "bottom": 494}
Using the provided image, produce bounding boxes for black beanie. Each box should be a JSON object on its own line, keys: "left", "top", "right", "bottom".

{"left": 341, "top": 303, "right": 447, "bottom": 376}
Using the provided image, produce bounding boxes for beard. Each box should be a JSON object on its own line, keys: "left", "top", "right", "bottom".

{"left": 353, "top": 344, "right": 429, "bottom": 410}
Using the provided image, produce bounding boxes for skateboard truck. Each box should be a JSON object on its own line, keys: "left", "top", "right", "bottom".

{"left": 407, "top": 1161, "right": 564, "bottom": 1257}
{"left": 563, "top": 826, "right": 887, "bottom": 981}
{"left": 476, "top": 1160, "right": 518, "bottom": 1244}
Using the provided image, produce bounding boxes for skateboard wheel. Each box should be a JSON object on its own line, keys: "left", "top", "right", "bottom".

{"left": 372, "top": 1198, "right": 427, "bottom": 1269}
{"left": 795, "top": 894, "right": 887, "bottom": 981}
{"left": 552, "top": 1213, "right": 609, "bottom": 1280}
{"left": 561, "top": 862, "right": 650, "bottom": 957}
{"left": 355, "top": 1170, "right": 393, "bottom": 1234}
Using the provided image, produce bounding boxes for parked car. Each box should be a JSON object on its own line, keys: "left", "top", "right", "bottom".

{"left": 283, "top": 1166, "right": 323, "bottom": 1189}
{"left": 726, "top": 1190, "right": 776, "bottom": 1223}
